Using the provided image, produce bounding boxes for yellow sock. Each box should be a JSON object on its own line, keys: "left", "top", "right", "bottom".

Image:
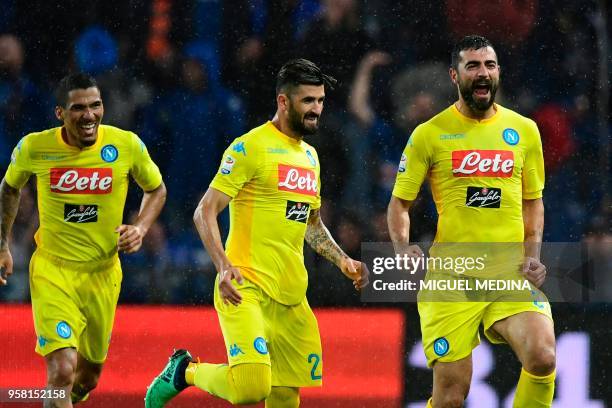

{"left": 513, "top": 367, "right": 555, "bottom": 408}
{"left": 426, "top": 397, "right": 433, "bottom": 408}
{"left": 265, "top": 386, "right": 299, "bottom": 408}
{"left": 185, "top": 361, "right": 197, "bottom": 385}
{"left": 192, "top": 362, "right": 271, "bottom": 405}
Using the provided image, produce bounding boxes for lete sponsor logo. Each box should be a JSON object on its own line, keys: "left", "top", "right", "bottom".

{"left": 278, "top": 165, "right": 317, "bottom": 196}
{"left": 50, "top": 168, "right": 113, "bottom": 194}
{"left": 452, "top": 150, "right": 514, "bottom": 177}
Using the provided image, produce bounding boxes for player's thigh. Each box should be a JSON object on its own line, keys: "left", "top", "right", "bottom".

{"left": 432, "top": 355, "right": 473, "bottom": 403}
{"left": 78, "top": 261, "right": 122, "bottom": 364}
{"left": 418, "top": 301, "right": 485, "bottom": 368}
{"left": 214, "top": 277, "right": 270, "bottom": 367}
{"left": 30, "top": 252, "right": 84, "bottom": 357}
{"left": 267, "top": 297, "right": 322, "bottom": 388}
{"left": 487, "top": 306, "right": 555, "bottom": 373}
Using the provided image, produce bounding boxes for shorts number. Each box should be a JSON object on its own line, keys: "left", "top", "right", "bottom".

{"left": 308, "top": 353, "right": 322, "bottom": 380}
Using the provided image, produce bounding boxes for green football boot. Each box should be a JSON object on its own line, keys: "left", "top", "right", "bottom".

{"left": 145, "top": 349, "right": 192, "bottom": 408}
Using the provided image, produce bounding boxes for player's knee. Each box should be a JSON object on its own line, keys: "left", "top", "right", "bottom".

{"left": 434, "top": 381, "right": 469, "bottom": 408}
{"left": 436, "top": 391, "right": 466, "bottom": 408}
{"left": 230, "top": 363, "right": 272, "bottom": 404}
{"left": 47, "top": 357, "right": 77, "bottom": 387}
{"left": 524, "top": 346, "right": 556, "bottom": 376}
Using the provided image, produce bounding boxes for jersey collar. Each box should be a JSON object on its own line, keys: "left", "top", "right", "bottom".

{"left": 451, "top": 103, "right": 502, "bottom": 124}
{"left": 266, "top": 121, "right": 303, "bottom": 146}
{"left": 56, "top": 125, "right": 105, "bottom": 151}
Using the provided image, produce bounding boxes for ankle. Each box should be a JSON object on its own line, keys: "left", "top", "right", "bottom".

{"left": 185, "top": 362, "right": 197, "bottom": 386}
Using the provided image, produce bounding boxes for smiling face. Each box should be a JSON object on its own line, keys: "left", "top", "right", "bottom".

{"left": 283, "top": 84, "right": 325, "bottom": 137}
{"left": 450, "top": 46, "right": 500, "bottom": 114}
{"left": 55, "top": 87, "right": 104, "bottom": 148}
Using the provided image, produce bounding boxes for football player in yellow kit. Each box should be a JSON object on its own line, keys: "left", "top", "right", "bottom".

{"left": 146, "top": 59, "right": 368, "bottom": 408}
{"left": 388, "top": 36, "right": 555, "bottom": 407}
{"left": 0, "top": 73, "right": 166, "bottom": 407}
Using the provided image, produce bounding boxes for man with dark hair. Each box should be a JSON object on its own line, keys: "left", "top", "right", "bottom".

{"left": 388, "top": 35, "right": 556, "bottom": 407}
{"left": 0, "top": 72, "right": 166, "bottom": 407}
{"left": 145, "top": 58, "right": 367, "bottom": 408}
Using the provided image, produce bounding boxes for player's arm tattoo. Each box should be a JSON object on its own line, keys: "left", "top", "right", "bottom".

{"left": 0, "top": 179, "right": 21, "bottom": 250}
{"left": 305, "top": 209, "right": 348, "bottom": 267}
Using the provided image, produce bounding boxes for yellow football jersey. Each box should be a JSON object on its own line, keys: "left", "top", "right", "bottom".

{"left": 210, "top": 121, "right": 321, "bottom": 306}
{"left": 392, "top": 104, "right": 545, "bottom": 243}
{"left": 4, "top": 125, "right": 162, "bottom": 262}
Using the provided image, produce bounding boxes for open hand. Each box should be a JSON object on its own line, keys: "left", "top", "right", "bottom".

{"left": 218, "top": 266, "right": 244, "bottom": 306}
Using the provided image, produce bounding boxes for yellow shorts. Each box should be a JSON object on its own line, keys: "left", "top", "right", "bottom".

{"left": 29, "top": 249, "right": 122, "bottom": 364}
{"left": 418, "top": 289, "right": 553, "bottom": 367}
{"left": 214, "top": 276, "right": 322, "bottom": 388}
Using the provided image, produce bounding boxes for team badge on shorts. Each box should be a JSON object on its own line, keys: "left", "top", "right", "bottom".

{"left": 433, "top": 337, "right": 449, "bottom": 356}
{"left": 502, "top": 128, "right": 519, "bottom": 146}
{"left": 253, "top": 337, "right": 268, "bottom": 355}
{"left": 56, "top": 321, "right": 72, "bottom": 339}
{"left": 101, "top": 144, "right": 119, "bottom": 162}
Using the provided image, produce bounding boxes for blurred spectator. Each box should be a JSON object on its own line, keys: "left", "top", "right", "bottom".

{"left": 140, "top": 47, "right": 245, "bottom": 234}
{"left": 74, "top": 26, "right": 152, "bottom": 130}
{"left": 582, "top": 209, "right": 612, "bottom": 301}
{"left": 446, "top": 0, "right": 538, "bottom": 45}
{"left": 299, "top": 0, "right": 374, "bottom": 108}
{"left": 0, "top": 34, "right": 50, "bottom": 170}
{"left": 221, "top": 0, "right": 298, "bottom": 126}
{"left": 533, "top": 103, "right": 575, "bottom": 172}
{"left": 347, "top": 51, "right": 453, "bottom": 213}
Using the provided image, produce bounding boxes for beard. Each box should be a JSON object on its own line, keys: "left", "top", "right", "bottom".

{"left": 287, "top": 105, "right": 319, "bottom": 136}
{"left": 458, "top": 77, "right": 499, "bottom": 112}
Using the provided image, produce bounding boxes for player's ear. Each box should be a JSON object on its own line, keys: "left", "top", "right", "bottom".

{"left": 54, "top": 106, "right": 64, "bottom": 122}
{"left": 277, "top": 93, "right": 289, "bottom": 113}
{"left": 449, "top": 67, "right": 457, "bottom": 85}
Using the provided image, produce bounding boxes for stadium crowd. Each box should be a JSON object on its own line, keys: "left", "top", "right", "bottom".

{"left": 0, "top": 0, "right": 610, "bottom": 305}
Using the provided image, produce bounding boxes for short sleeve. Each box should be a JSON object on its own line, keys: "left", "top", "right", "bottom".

{"left": 129, "top": 132, "right": 163, "bottom": 191}
{"left": 311, "top": 148, "right": 321, "bottom": 210}
{"left": 522, "top": 121, "right": 545, "bottom": 199}
{"left": 391, "top": 125, "right": 431, "bottom": 201}
{"left": 4, "top": 137, "right": 32, "bottom": 189}
{"left": 209, "top": 138, "right": 259, "bottom": 198}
